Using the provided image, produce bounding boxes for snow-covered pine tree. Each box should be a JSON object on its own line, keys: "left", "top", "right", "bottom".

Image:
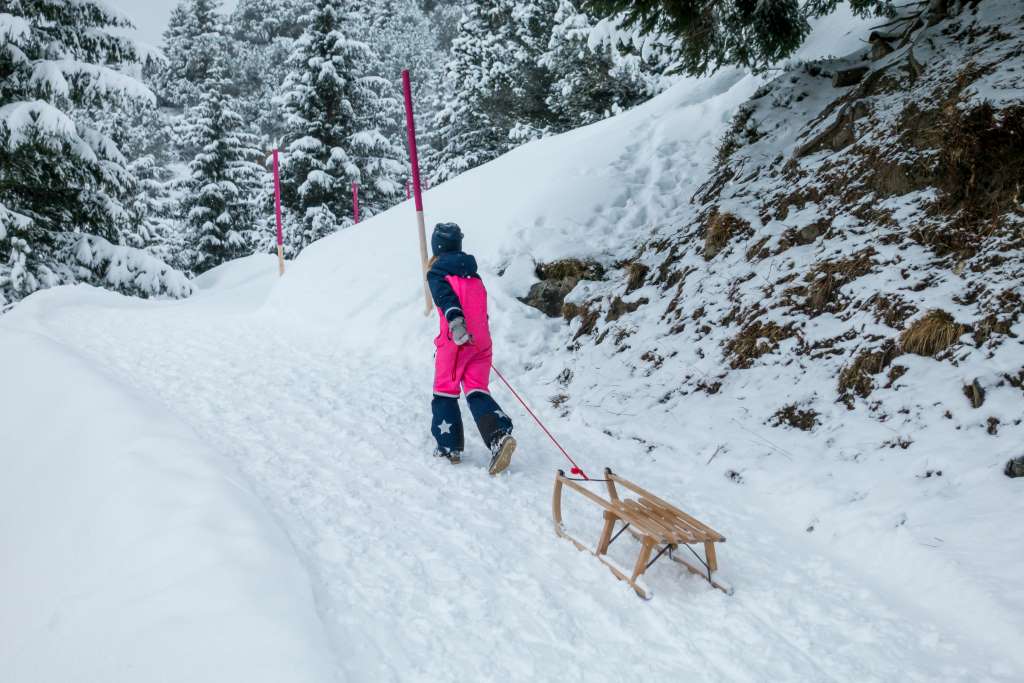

{"left": 276, "top": 0, "right": 403, "bottom": 253}
{"left": 86, "top": 101, "right": 185, "bottom": 268}
{"left": 0, "top": 0, "right": 190, "bottom": 306}
{"left": 228, "top": 0, "right": 306, "bottom": 145}
{"left": 421, "top": 0, "right": 466, "bottom": 52}
{"left": 156, "top": 0, "right": 225, "bottom": 109}
{"left": 180, "top": 59, "right": 265, "bottom": 274}
{"left": 430, "top": 0, "right": 559, "bottom": 183}
{"left": 364, "top": 0, "right": 442, "bottom": 94}
{"left": 125, "top": 155, "right": 185, "bottom": 268}
{"left": 363, "top": 0, "right": 443, "bottom": 182}
{"left": 542, "top": 0, "right": 656, "bottom": 128}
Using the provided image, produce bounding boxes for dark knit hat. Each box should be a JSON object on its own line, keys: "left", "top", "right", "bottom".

{"left": 431, "top": 222, "right": 463, "bottom": 255}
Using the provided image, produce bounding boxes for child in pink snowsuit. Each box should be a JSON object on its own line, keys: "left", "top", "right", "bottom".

{"left": 427, "top": 222, "right": 516, "bottom": 475}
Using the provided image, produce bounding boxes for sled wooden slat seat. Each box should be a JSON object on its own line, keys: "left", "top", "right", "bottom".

{"left": 552, "top": 468, "right": 732, "bottom": 599}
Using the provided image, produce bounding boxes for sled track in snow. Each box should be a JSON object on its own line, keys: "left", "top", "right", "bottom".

{"left": 34, "top": 298, "right": 1017, "bottom": 682}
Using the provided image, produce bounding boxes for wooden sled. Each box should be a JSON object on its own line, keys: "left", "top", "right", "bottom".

{"left": 552, "top": 468, "right": 732, "bottom": 599}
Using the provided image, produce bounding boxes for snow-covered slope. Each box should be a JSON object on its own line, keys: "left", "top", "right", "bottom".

{"left": 3, "top": 7, "right": 1023, "bottom": 681}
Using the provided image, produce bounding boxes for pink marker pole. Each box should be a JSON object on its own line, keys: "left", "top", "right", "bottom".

{"left": 402, "top": 69, "right": 432, "bottom": 315}
{"left": 272, "top": 148, "right": 285, "bottom": 275}
{"left": 406, "top": 181, "right": 411, "bottom": 200}
{"left": 352, "top": 181, "right": 360, "bottom": 224}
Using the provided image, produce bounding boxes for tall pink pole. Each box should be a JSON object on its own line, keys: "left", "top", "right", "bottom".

{"left": 402, "top": 69, "right": 432, "bottom": 314}
{"left": 351, "top": 181, "right": 360, "bottom": 224}
{"left": 272, "top": 148, "right": 285, "bottom": 275}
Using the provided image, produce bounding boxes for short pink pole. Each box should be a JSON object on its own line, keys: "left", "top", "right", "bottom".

{"left": 403, "top": 69, "right": 432, "bottom": 314}
{"left": 272, "top": 148, "right": 285, "bottom": 275}
{"left": 406, "top": 181, "right": 411, "bottom": 200}
{"left": 352, "top": 181, "right": 360, "bottom": 224}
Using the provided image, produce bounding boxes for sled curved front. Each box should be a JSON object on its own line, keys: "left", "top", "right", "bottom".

{"left": 552, "top": 468, "right": 732, "bottom": 599}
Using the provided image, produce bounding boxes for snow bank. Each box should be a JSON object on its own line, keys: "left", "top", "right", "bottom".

{"left": 0, "top": 301, "right": 336, "bottom": 683}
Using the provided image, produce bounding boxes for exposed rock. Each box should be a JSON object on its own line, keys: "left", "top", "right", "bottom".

{"left": 963, "top": 378, "right": 985, "bottom": 408}
{"left": 868, "top": 32, "right": 895, "bottom": 61}
{"left": 519, "top": 259, "right": 604, "bottom": 318}
{"left": 833, "top": 66, "right": 870, "bottom": 88}
{"left": 522, "top": 279, "right": 576, "bottom": 317}
{"left": 1005, "top": 456, "right": 1024, "bottom": 479}
{"left": 798, "top": 223, "right": 822, "bottom": 244}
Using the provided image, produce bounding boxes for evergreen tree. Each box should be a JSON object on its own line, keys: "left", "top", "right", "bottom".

{"left": 0, "top": 0, "right": 190, "bottom": 306}
{"left": 125, "top": 155, "right": 185, "bottom": 269}
{"left": 156, "top": 0, "right": 225, "bottom": 109}
{"left": 276, "top": 0, "right": 403, "bottom": 252}
{"left": 583, "top": 0, "right": 894, "bottom": 75}
{"left": 365, "top": 0, "right": 442, "bottom": 91}
{"left": 228, "top": 0, "right": 306, "bottom": 144}
{"left": 364, "top": 0, "right": 443, "bottom": 181}
{"left": 421, "top": 0, "right": 466, "bottom": 52}
{"left": 181, "top": 61, "right": 265, "bottom": 273}
{"left": 542, "top": 0, "right": 655, "bottom": 127}
{"left": 430, "top": 0, "right": 559, "bottom": 183}
{"left": 89, "top": 103, "right": 185, "bottom": 266}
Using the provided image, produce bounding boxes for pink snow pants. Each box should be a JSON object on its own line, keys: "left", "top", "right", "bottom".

{"left": 433, "top": 275, "right": 493, "bottom": 397}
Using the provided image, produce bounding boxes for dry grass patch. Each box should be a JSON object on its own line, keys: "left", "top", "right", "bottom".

{"left": 837, "top": 339, "right": 899, "bottom": 406}
{"left": 724, "top": 320, "right": 796, "bottom": 369}
{"left": 703, "top": 210, "right": 751, "bottom": 260}
{"left": 914, "top": 102, "right": 1024, "bottom": 256}
{"left": 900, "top": 309, "right": 968, "bottom": 357}
{"left": 872, "top": 293, "right": 918, "bottom": 329}
{"left": 786, "top": 249, "right": 875, "bottom": 316}
{"left": 605, "top": 296, "right": 648, "bottom": 322}
{"left": 770, "top": 404, "right": 820, "bottom": 431}
{"left": 624, "top": 262, "right": 649, "bottom": 293}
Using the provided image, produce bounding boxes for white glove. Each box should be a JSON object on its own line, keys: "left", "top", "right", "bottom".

{"left": 450, "top": 316, "right": 471, "bottom": 345}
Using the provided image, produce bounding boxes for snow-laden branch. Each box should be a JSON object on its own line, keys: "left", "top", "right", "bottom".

{"left": 29, "top": 60, "right": 155, "bottom": 105}
{"left": 0, "top": 12, "right": 30, "bottom": 42}
{"left": 72, "top": 234, "right": 192, "bottom": 299}
{"left": 0, "top": 202, "right": 33, "bottom": 240}
{"left": 0, "top": 100, "right": 95, "bottom": 162}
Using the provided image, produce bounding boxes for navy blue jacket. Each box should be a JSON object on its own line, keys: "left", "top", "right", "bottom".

{"left": 427, "top": 252, "right": 480, "bottom": 322}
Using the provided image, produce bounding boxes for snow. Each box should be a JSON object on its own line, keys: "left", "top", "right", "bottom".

{"left": 0, "top": 13, "right": 30, "bottom": 43}
{"left": 0, "top": 307, "right": 336, "bottom": 683}
{"left": 2, "top": 7, "right": 1023, "bottom": 681}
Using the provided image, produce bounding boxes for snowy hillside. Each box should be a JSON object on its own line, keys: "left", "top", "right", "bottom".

{"left": 3, "top": 5, "right": 1024, "bottom": 682}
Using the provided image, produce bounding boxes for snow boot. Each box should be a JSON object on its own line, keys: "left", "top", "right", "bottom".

{"left": 487, "top": 434, "right": 516, "bottom": 475}
{"left": 433, "top": 448, "right": 462, "bottom": 464}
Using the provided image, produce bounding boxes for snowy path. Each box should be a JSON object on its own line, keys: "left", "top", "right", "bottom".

{"left": 33, "top": 290, "right": 1018, "bottom": 682}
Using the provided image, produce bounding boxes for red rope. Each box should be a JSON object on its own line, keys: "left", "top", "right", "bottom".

{"left": 491, "top": 364, "right": 590, "bottom": 480}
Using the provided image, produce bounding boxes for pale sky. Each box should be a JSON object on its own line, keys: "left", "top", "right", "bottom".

{"left": 108, "top": 0, "right": 239, "bottom": 49}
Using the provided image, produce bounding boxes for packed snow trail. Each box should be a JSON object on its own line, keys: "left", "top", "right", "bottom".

{"left": 18, "top": 272, "right": 1016, "bottom": 682}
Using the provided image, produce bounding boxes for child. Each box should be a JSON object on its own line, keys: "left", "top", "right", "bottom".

{"left": 427, "top": 222, "right": 516, "bottom": 475}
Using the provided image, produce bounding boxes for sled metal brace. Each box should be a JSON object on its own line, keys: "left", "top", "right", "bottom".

{"left": 552, "top": 468, "right": 733, "bottom": 599}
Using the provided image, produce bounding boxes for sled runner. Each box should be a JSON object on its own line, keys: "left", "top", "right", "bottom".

{"left": 552, "top": 468, "right": 732, "bottom": 599}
